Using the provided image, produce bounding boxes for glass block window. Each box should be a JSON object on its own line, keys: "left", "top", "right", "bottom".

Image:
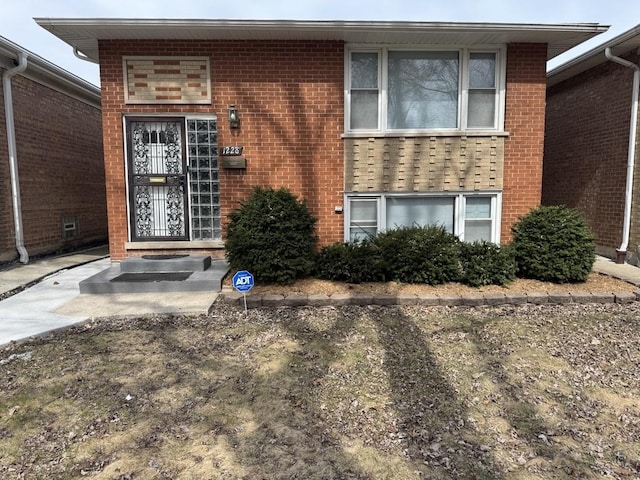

{"left": 186, "top": 118, "right": 220, "bottom": 240}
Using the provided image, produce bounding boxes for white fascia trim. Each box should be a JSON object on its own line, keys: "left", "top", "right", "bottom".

{"left": 548, "top": 23, "right": 640, "bottom": 85}
{"left": 0, "top": 37, "right": 100, "bottom": 107}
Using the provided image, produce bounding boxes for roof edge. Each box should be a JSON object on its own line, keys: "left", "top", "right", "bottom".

{"left": 0, "top": 35, "right": 100, "bottom": 106}
{"left": 548, "top": 23, "right": 640, "bottom": 86}
{"left": 34, "top": 17, "right": 606, "bottom": 30}
{"left": 35, "top": 18, "right": 608, "bottom": 64}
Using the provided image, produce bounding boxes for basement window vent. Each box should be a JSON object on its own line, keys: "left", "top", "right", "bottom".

{"left": 62, "top": 216, "right": 78, "bottom": 238}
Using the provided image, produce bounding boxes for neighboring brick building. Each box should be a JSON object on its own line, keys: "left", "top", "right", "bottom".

{"left": 544, "top": 25, "right": 640, "bottom": 263}
{"left": 37, "top": 19, "right": 605, "bottom": 261}
{"left": 0, "top": 36, "right": 107, "bottom": 264}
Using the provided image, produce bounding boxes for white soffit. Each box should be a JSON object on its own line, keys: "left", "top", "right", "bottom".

{"left": 35, "top": 18, "right": 608, "bottom": 63}
{"left": 548, "top": 23, "right": 640, "bottom": 87}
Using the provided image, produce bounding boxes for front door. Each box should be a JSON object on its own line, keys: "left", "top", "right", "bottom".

{"left": 126, "top": 118, "right": 189, "bottom": 241}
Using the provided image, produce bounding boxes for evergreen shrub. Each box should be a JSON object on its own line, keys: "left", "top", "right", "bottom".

{"left": 458, "top": 241, "right": 516, "bottom": 287}
{"left": 372, "top": 225, "right": 461, "bottom": 284}
{"left": 511, "top": 205, "right": 595, "bottom": 283}
{"left": 225, "top": 187, "right": 317, "bottom": 284}
{"left": 315, "top": 240, "right": 384, "bottom": 284}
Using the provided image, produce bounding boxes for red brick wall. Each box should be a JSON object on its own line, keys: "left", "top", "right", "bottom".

{"left": 0, "top": 75, "right": 12, "bottom": 260}
{"left": 100, "top": 40, "right": 549, "bottom": 259}
{"left": 502, "top": 43, "right": 548, "bottom": 243}
{"left": 0, "top": 71, "right": 107, "bottom": 263}
{"left": 543, "top": 53, "right": 636, "bottom": 256}
{"left": 99, "top": 40, "right": 344, "bottom": 261}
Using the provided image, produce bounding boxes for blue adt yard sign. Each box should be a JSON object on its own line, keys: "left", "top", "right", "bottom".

{"left": 232, "top": 270, "right": 254, "bottom": 293}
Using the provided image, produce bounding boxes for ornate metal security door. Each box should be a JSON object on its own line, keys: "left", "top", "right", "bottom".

{"left": 126, "top": 118, "right": 189, "bottom": 241}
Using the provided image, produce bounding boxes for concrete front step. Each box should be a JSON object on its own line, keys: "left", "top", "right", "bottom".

{"left": 120, "top": 254, "right": 211, "bottom": 273}
{"left": 79, "top": 257, "right": 229, "bottom": 294}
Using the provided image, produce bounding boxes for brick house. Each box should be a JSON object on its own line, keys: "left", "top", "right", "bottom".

{"left": 544, "top": 24, "right": 640, "bottom": 263}
{"left": 0, "top": 36, "right": 107, "bottom": 264}
{"left": 37, "top": 19, "right": 605, "bottom": 262}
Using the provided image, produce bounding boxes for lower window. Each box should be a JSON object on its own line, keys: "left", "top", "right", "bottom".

{"left": 346, "top": 193, "right": 500, "bottom": 243}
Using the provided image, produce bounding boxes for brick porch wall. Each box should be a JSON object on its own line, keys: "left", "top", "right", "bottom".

{"left": 502, "top": 43, "right": 548, "bottom": 244}
{"left": 543, "top": 53, "right": 636, "bottom": 257}
{"left": 0, "top": 72, "right": 106, "bottom": 263}
{"left": 99, "top": 40, "right": 344, "bottom": 261}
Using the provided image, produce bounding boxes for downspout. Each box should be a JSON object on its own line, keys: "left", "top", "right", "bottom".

{"left": 605, "top": 47, "right": 640, "bottom": 264}
{"left": 2, "top": 51, "right": 29, "bottom": 263}
{"left": 73, "top": 48, "right": 99, "bottom": 65}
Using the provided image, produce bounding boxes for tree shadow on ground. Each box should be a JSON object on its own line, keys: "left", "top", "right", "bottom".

{"left": 372, "top": 307, "right": 503, "bottom": 479}
{"left": 4, "top": 307, "right": 499, "bottom": 478}
{"left": 446, "top": 313, "right": 607, "bottom": 478}
{"left": 186, "top": 305, "right": 505, "bottom": 478}
{"left": 216, "top": 307, "right": 372, "bottom": 479}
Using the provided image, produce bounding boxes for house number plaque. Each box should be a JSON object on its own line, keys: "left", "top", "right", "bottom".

{"left": 221, "top": 146, "right": 243, "bottom": 155}
{"left": 221, "top": 145, "right": 246, "bottom": 169}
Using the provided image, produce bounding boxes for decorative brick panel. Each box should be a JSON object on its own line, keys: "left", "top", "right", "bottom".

{"left": 344, "top": 136, "right": 504, "bottom": 192}
{"left": 124, "top": 57, "right": 211, "bottom": 104}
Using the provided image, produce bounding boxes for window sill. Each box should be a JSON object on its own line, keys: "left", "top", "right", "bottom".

{"left": 342, "top": 130, "right": 510, "bottom": 139}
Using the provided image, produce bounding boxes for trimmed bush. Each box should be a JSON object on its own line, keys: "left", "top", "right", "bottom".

{"left": 372, "top": 225, "right": 461, "bottom": 284}
{"left": 458, "top": 241, "right": 516, "bottom": 287}
{"left": 511, "top": 205, "right": 595, "bottom": 283}
{"left": 225, "top": 187, "right": 317, "bottom": 284}
{"left": 315, "top": 241, "right": 384, "bottom": 284}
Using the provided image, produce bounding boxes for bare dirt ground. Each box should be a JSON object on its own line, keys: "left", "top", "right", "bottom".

{"left": 1, "top": 300, "right": 640, "bottom": 479}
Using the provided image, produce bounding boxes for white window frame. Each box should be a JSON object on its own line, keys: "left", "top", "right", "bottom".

{"left": 345, "top": 45, "right": 506, "bottom": 134}
{"left": 347, "top": 51, "right": 382, "bottom": 131}
{"left": 347, "top": 197, "right": 381, "bottom": 242}
{"left": 344, "top": 192, "right": 502, "bottom": 243}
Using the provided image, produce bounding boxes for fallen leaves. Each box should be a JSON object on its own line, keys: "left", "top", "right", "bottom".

{"left": 0, "top": 302, "right": 639, "bottom": 478}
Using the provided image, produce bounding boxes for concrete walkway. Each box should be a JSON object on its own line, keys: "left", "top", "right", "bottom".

{"left": 0, "top": 247, "right": 219, "bottom": 347}
{"left": 0, "top": 246, "right": 110, "bottom": 297}
{"left": 0, "top": 250, "right": 639, "bottom": 348}
{"left": 592, "top": 255, "right": 640, "bottom": 286}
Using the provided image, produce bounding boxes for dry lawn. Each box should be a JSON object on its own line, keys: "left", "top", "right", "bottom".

{"left": 1, "top": 301, "right": 640, "bottom": 479}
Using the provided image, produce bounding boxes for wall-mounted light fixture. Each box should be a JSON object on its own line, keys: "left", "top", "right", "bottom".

{"left": 228, "top": 104, "right": 239, "bottom": 129}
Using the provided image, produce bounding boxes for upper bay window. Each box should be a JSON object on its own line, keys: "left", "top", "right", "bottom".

{"left": 347, "top": 47, "right": 504, "bottom": 133}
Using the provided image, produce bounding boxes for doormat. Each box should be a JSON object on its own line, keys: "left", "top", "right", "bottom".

{"left": 141, "top": 254, "right": 190, "bottom": 260}
{"left": 111, "top": 272, "right": 193, "bottom": 283}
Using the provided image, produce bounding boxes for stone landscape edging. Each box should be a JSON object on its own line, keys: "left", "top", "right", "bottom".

{"left": 219, "top": 288, "right": 640, "bottom": 308}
